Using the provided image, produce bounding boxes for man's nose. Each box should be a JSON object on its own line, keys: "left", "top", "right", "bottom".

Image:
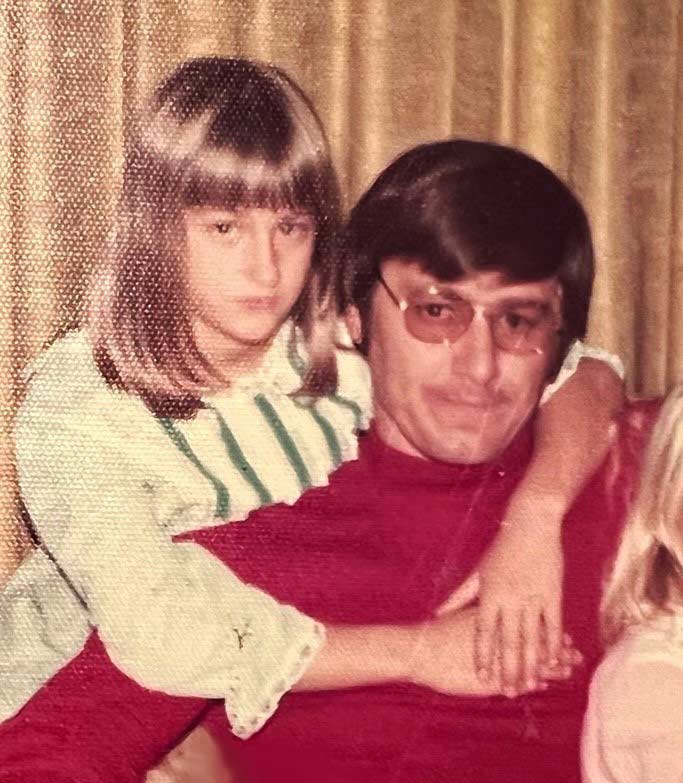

{"left": 448, "top": 312, "right": 498, "bottom": 386}
{"left": 246, "top": 230, "right": 280, "bottom": 288}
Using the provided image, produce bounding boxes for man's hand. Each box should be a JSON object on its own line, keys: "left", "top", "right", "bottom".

{"left": 407, "top": 606, "right": 575, "bottom": 697}
{"left": 145, "top": 727, "right": 234, "bottom": 783}
{"left": 435, "top": 513, "right": 581, "bottom": 695}
{"left": 471, "top": 505, "right": 568, "bottom": 693}
{"left": 455, "top": 354, "right": 622, "bottom": 693}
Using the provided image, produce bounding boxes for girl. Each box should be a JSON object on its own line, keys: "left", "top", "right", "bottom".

{"left": 3, "top": 57, "right": 621, "bottom": 738}
{"left": 582, "top": 388, "right": 683, "bottom": 783}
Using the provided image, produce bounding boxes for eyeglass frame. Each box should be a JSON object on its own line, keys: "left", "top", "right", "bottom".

{"left": 376, "top": 272, "right": 563, "bottom": 355}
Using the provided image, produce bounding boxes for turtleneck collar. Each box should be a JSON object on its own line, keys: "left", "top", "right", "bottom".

{"left": 357, "top": 418, "right": 535, "bottom": 488}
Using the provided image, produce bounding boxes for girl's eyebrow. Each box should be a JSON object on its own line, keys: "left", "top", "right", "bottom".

{"left": 184, "top": 206, "right": 238, "bottom": 218}
{"left": 278, "top": 208, "right": 314, "bottom": 218}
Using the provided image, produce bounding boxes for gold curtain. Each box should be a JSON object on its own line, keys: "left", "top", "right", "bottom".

{"left": 1, "top": 0, "right": 682, "bottom": 576}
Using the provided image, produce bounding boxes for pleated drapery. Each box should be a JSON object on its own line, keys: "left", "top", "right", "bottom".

{"left": 1, "top": 0, "right": 682, "bottom": 573}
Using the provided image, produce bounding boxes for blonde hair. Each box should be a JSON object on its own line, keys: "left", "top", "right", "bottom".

{"left": 601, "top": 386, "right": 683, "bottom": 643}
{"left": 88, "top": 57, "right": 341, "bottom": 417}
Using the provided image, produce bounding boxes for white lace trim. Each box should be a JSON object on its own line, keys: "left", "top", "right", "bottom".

{"left": 224, "top": 620, "right": 326, "bottom": 739}
{"left": 540, "top": 340, "right": 624, "bottom": 406}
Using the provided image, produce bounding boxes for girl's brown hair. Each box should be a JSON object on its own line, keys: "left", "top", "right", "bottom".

{"left": 88, "top": 57, "right": 341, "bottom": 417}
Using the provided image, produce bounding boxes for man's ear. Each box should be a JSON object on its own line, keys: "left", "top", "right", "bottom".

{"left": 343, "top": 305, "right": 363, "bottom": 346}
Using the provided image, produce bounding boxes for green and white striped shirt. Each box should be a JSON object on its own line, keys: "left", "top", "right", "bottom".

{"left": 4, "top": 324, "right": 371, "bottom": 738}
{"left": 0, "top": 324, "right": 621, "bottom": 737}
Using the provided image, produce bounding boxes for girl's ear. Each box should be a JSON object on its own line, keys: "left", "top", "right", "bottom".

{"left": 343, "top": 306, "right": 363, "bottom": 345}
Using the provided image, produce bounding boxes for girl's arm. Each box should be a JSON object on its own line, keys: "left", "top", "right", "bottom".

{"left": 15, "top": 364, "right": 328, "bottom": 739}
{"left": 16, "top": 340, "right": 514, "bottom": 744}
{"left": 0, "top": 549, "right": 91, "bottom": 722}
{"left": 445, "top": 344, "right": 624, "bottom": 693}
{"left": 0, "top": 607, "right": 559, "bottom": 783}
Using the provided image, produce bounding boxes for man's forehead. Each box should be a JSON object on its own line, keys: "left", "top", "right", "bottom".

{"left": 380, "top": 257, "right": 561, "bottom": 304}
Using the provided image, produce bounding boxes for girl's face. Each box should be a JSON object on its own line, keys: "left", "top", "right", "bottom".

{"left": 183, "top": 205, "right": 316, "bottom": 369}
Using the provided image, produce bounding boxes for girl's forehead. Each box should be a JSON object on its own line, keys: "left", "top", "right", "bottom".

{"left": 183, "top": 205, "right": 314, "bottom": 220}
{"left": 181, "top": 174, "right": 312, "bottom": 211}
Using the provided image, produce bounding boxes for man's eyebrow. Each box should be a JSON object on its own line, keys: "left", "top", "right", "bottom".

{"left": 408, "top": 283, "right": 463, "bottom": 300}
{"left": 494, "top": 297, "right": 552, "bottom": 309}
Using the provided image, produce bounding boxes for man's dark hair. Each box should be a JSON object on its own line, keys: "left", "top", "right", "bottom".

{"left": 343, "top": 139, "right": 594, "bottom": 362}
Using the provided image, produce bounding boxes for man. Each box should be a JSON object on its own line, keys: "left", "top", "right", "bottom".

{"left": 0, "top": 140, "right": 655, "bottom": 783}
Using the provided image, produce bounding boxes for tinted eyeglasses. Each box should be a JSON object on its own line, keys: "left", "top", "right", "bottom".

{"left": 377, "top": 274, "right": 561, "bottom": 354}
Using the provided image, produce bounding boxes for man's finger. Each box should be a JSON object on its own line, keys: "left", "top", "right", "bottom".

{"left": 543, "top": 602, "right": 563, "bottom": 667}
{"left": 475, "top": 603, "right": 500, "bottom": 682}
{"left": 500, "top": 607, "right": 524, "bottom": 693}
{"left": 521, "top": 602, "right": 541, "bottom": 690}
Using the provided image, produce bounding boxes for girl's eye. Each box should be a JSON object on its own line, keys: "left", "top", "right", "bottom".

{"left": 278, "top": 218, "right": 314, "bottom": 237}
{"left": 213, "top": 222, "right": 236, "bottom": 235}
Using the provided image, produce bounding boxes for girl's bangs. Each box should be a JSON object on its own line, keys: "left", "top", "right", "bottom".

{"left": 180, "top": 151, "right": 322, "bottom": 214}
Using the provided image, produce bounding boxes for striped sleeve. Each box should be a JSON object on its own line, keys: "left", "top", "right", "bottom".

{"left": 14, "top": 339, "right": 325, "bottom": 738}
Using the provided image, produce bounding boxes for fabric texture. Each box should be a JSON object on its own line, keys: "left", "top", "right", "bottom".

{"left": 581, "top": 612, "right": 683, "bottom": 783}
{"left": 6, "top": 322, "right": 371, "bottom": 736}
{"left": 1, "top": 333, "right": 610, "bottom": 732}
{"left": 0, "top": 400, "right": 660, "bottom": 782}
{"left": 2, "top": 2, "right": 683, "bottom": 572}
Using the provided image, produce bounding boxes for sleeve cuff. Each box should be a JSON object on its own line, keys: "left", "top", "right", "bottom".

{"left": 540, "top": 340, "right": 624, "bottom": 406}
{"left": 223, "top": 615, "right": 325, "bottom": 739}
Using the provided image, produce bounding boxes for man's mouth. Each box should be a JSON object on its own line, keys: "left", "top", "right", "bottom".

{"left": 424, "top": 387, "right": 505, "bottom": 411}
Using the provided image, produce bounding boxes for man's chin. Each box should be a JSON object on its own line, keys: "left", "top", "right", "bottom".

{"left": 421, "top": 425, "right": 511, "bottom": 465}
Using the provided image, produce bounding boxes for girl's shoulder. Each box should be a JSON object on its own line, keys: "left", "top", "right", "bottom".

{"left": 334, "top": 344, "right": 371, "bottom": 399}
{"left": 17, "top": 330, "right": 140, "bottom": 426}
{"left": 21, "top": 331, "right": 103, "bottom": 404}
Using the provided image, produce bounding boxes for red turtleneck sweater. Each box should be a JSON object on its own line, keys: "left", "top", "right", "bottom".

{"left": 0, "top": 402, "right": 658, "bottom": 783}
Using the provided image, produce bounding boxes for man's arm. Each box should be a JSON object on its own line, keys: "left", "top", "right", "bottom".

{"left": 476, "top": 356, "right": 624, "bottom": 690}
{"left": 0, "top": 633, "right": 208, "bottom": 783}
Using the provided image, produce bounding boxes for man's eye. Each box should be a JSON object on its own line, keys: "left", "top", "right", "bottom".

{"left": 502, "top": 312, "right": 534, "bottom": 331}
{"left": 418, "top": 303, "right": 453, "bottom": 319}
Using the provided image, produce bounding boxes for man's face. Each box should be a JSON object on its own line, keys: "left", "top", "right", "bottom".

{"left": 360, "top": 259, "right": 561, "bottom": 464}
